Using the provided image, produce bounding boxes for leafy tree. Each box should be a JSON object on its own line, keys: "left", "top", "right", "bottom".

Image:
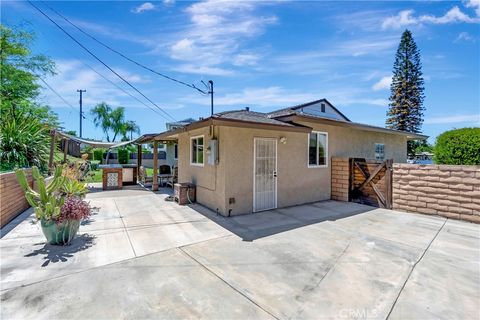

{"left": 414, "top": 141, "right": 433, "bottom": 154}
{"left": 433, "top": 128, "right": 480, "bottom": 165}
{"left": 0, "top": 24, "right": 58, "bottom": 171}
{"left": 123, "top": 120, "right": 140, "bottom": 140}
{"left": 386, "top": 29, "right": 425, "bottom": 155}
{"left": 0, "top": 25, "right": 58, "bottom": 127}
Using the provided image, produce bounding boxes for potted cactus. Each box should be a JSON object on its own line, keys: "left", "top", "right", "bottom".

{"left": 16, "top": 166, "right": 91, "bottom": 245}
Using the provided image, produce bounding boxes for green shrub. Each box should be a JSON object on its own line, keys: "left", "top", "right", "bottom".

{"left": 433, "top": 128, "right": 480, "bottom": 165}
{"left": 118, "top": 148, "right": 129, "bottom": 164}
{"left": 0, "top": 110, "right": 50, "bottom": 172}
{"left": 92, "top": 149, "right": 105, "bottom": 161}
{"left": 90, "top": 160, "right": 100, "bottom": 170}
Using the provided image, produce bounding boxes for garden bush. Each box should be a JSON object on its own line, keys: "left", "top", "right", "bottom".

{"left": 433, "top": 127, "right": 480, "bottom": 165}
{"left": 90, "top": 160, "right": 100, "bottom": 171}
{"left": 118, "top": 148, "right": 129, "bottom": 164}
{"left": 0, "top": 110, "right": 50, "bottom": 172}
{"left": 92, "top": 149, "right": 105, "bottom": 161}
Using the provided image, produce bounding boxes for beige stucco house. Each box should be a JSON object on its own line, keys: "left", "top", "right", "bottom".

{"left": 157, "top": 99, "right": 427, "bottom": 216}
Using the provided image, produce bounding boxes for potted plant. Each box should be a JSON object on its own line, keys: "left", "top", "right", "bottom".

{"left": 16, "top": 166, "right": 91, "bottom": 245}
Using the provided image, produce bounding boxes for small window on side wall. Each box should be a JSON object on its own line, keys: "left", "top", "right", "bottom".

{"left": 321, "top": 103, "right": 326, "bottom": 113}
{"left": 191, "top": 136, "right": 204, "bottom": 166}
{"left": 375, "top": 143, "right": 385, "bottom": 161}
{"left": 174, "top": 144, "right": 178, "bottom": 160}
{"left": 308, "top": 132, "right": 328, "bottom": 167}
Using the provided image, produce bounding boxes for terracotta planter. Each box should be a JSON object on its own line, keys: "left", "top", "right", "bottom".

{"left": 40, "top": 219, "right": 80, "bottom": 245}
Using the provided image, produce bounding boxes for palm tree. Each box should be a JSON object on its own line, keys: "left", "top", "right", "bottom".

{"left": 91, "top": 102, "right": 112, "bottom": 141}
{"left": 110, "top": 107, "right": 125, "bottom": 142}
{"left": 123, "top": 120, "right": 140, "bottom": 140}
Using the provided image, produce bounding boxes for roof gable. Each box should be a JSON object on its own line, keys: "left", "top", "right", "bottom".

{"left": 268, "top": 98, "right": 350, "bottom": 122}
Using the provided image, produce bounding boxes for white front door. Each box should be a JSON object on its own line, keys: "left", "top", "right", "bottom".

{"left": 253, "top": 138, "right": 277, "bottom": 212}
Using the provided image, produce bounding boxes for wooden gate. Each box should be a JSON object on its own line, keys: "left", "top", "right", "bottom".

{"left": 349, "top": 158, "right": 393, "bottom": 209}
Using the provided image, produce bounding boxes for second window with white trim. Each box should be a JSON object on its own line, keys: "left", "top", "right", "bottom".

{"left": 191, "top": 136, "right": 204, "bottom": 165}
{"left": 308, "top": 132, "right": 328, "bottom": 167}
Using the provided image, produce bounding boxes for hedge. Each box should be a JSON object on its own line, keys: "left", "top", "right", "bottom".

{"left": 93, "top": 149, "right": 105, "bottom": 161}
{"left": 433, "top": 127, "right": 480, "bottom": 165}
{"left": 118, "top": 149, "right": 129, "bottom": 164}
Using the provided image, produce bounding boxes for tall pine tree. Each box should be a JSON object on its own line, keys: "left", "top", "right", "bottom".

{"left": 386, "top": 30, "right": 425, "bottom": 155}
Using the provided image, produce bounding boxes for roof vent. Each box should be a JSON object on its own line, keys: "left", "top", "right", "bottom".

{"left": 245, "top": 107, "right": 250, "bottom": 111}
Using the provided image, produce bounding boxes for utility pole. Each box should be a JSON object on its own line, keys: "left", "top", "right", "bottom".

{"left": 209, "top": 80, "right": 214, "bottom": 116}
{"left": 77, "top": 89, "right": 86, "bottom": 137}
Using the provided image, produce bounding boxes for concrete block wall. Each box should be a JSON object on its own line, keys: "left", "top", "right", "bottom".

{"left": 0, "top": 169, "right": 33, "bottom": 228}
{"left": 393, "top": 164, "right": 480, "bottom": 223}
{"left": 331, "top": 157, "right": 349, "bottom": 202}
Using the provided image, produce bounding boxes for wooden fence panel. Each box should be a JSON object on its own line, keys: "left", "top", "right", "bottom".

{"left": 0, "top": 169, "right": 33, "bottom": 228}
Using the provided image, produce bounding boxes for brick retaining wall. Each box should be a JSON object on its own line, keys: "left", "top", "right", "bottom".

{"left": 0, "top": 169, "right": 33, "bottom": 228}
{"left": 393, "top": 164, "right": 480, "bottom": 223}
{"left": 331, "top": 157, "right": 349, "bottom": 202}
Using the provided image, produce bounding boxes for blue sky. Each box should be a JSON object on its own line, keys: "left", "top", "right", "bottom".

{"left": 3, "top": 0, "right": 479, "bottom": 143}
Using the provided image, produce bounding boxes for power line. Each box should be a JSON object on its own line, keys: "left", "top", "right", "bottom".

{"left": 42, "top": 1, "right": 209, "bottom": 95}
{"left": 28, "top": 1, "right": 176, "bottom": 122}
{"left": 34, "top": 23, "right": 169, "bottom": 119}
{"left": 36, "top": 76, "right": 95, "bottom": 125}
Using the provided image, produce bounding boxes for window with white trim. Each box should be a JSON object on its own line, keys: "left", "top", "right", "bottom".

{"left": 190, "top": 136, "right": 204, "bottom": 165}
{"left": 375, "top": 143, "right": 385, "bottom": 160}
{"left": 308, "top": 132, "right": 328, "bottom": 167}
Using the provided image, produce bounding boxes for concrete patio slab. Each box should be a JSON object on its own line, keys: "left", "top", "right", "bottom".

{"left": 1, "top": 186, "right": 478, "bottom": 319}
{"left": 1, "top": 227, "right": 135, "bottom": 291}
{"left": 1, "top": 249, "right": 274, "bottom": 320}
{"left": 333, "top": 208, "right": 447, "bottom": 249}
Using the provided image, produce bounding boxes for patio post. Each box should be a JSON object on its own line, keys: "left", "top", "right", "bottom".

{"left": 152, "top": 140, "right": 158, "bottom": 191}
{"left": 137, "top": 143, "right": 142, "bottom": 182}
{"left": 48, "top": 130, "right": 56, "bottom": 172}
{"left": 63, "top": 138, "right": 68, "bottom": 163}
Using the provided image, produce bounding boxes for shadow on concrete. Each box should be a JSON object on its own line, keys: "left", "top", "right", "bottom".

{"left": 24, "top": 234, "right": 96, "bottom": 267}
{"left": 0, "top": 208, "right": 36, "bottom": 239}
{"left": 189, "top": 201, "right": 376, "bottom": 242}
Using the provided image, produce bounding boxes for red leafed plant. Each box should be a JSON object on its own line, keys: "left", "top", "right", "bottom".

{"left": 57, "top": 197, "right": 92, "bottom": 224}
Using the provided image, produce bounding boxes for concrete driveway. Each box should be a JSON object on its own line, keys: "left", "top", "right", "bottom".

{"left": 1, "top": 186, "right": 479, "bottom": 319}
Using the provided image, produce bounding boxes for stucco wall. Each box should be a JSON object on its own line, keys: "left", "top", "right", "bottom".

{"left": 176, "top": 122, "right": 409, "bottom": 216}
{"left": 177, "top": 126, "right": 227, "bottom": 214}
{"left": 295, "top": 120, "right": 409, "bottom": 163}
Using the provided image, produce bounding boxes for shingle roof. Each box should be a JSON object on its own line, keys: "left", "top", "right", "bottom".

{"left": 212, "top": 110, "right": 297, "bottom": 127}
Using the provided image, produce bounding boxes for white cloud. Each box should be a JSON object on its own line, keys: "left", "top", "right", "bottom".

{"left": 179, "top": 85, "right": 390, "bottom": 110}
{"left": 421, "top": 6, "right": 478, "bottom": 24}
{"left": 372, "top": 76, "right": 392, "bottom": 91}
{"left": 172, "top": 64, "right": 234, "bottom": 76}
{"left": 425, "top": 114, "right": 480, "bottom": 124}
{"left": 163, "top": 0, "right": 175, "bottom": 6}
{"left": 40, "top": 60, "right": 149, "bottom": 110}
{"left": 465, "top": 0, "right": 480, "bottom": 16}
{"left": 455, "top": 31, "right": 475, "bottom": 42}
{"left": 165, "top": 0, "right": 278, "bottom": 76}
{"left": 382, "top": 5, "right": 480, "bottom": 29}
{"left": 382, "top": 10, "right": 418, "bottom": 30}
{"left": 132, "top": 2, "right": 156, "bottom": 14}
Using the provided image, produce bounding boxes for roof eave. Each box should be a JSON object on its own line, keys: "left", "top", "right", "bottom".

{"left": 281, "top": 114, "right": 428, "bottom": 140}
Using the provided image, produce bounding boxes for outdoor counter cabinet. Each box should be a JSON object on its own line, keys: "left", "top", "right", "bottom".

{"left": 99, "top": 164, "right": 138, "bottom": 190}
